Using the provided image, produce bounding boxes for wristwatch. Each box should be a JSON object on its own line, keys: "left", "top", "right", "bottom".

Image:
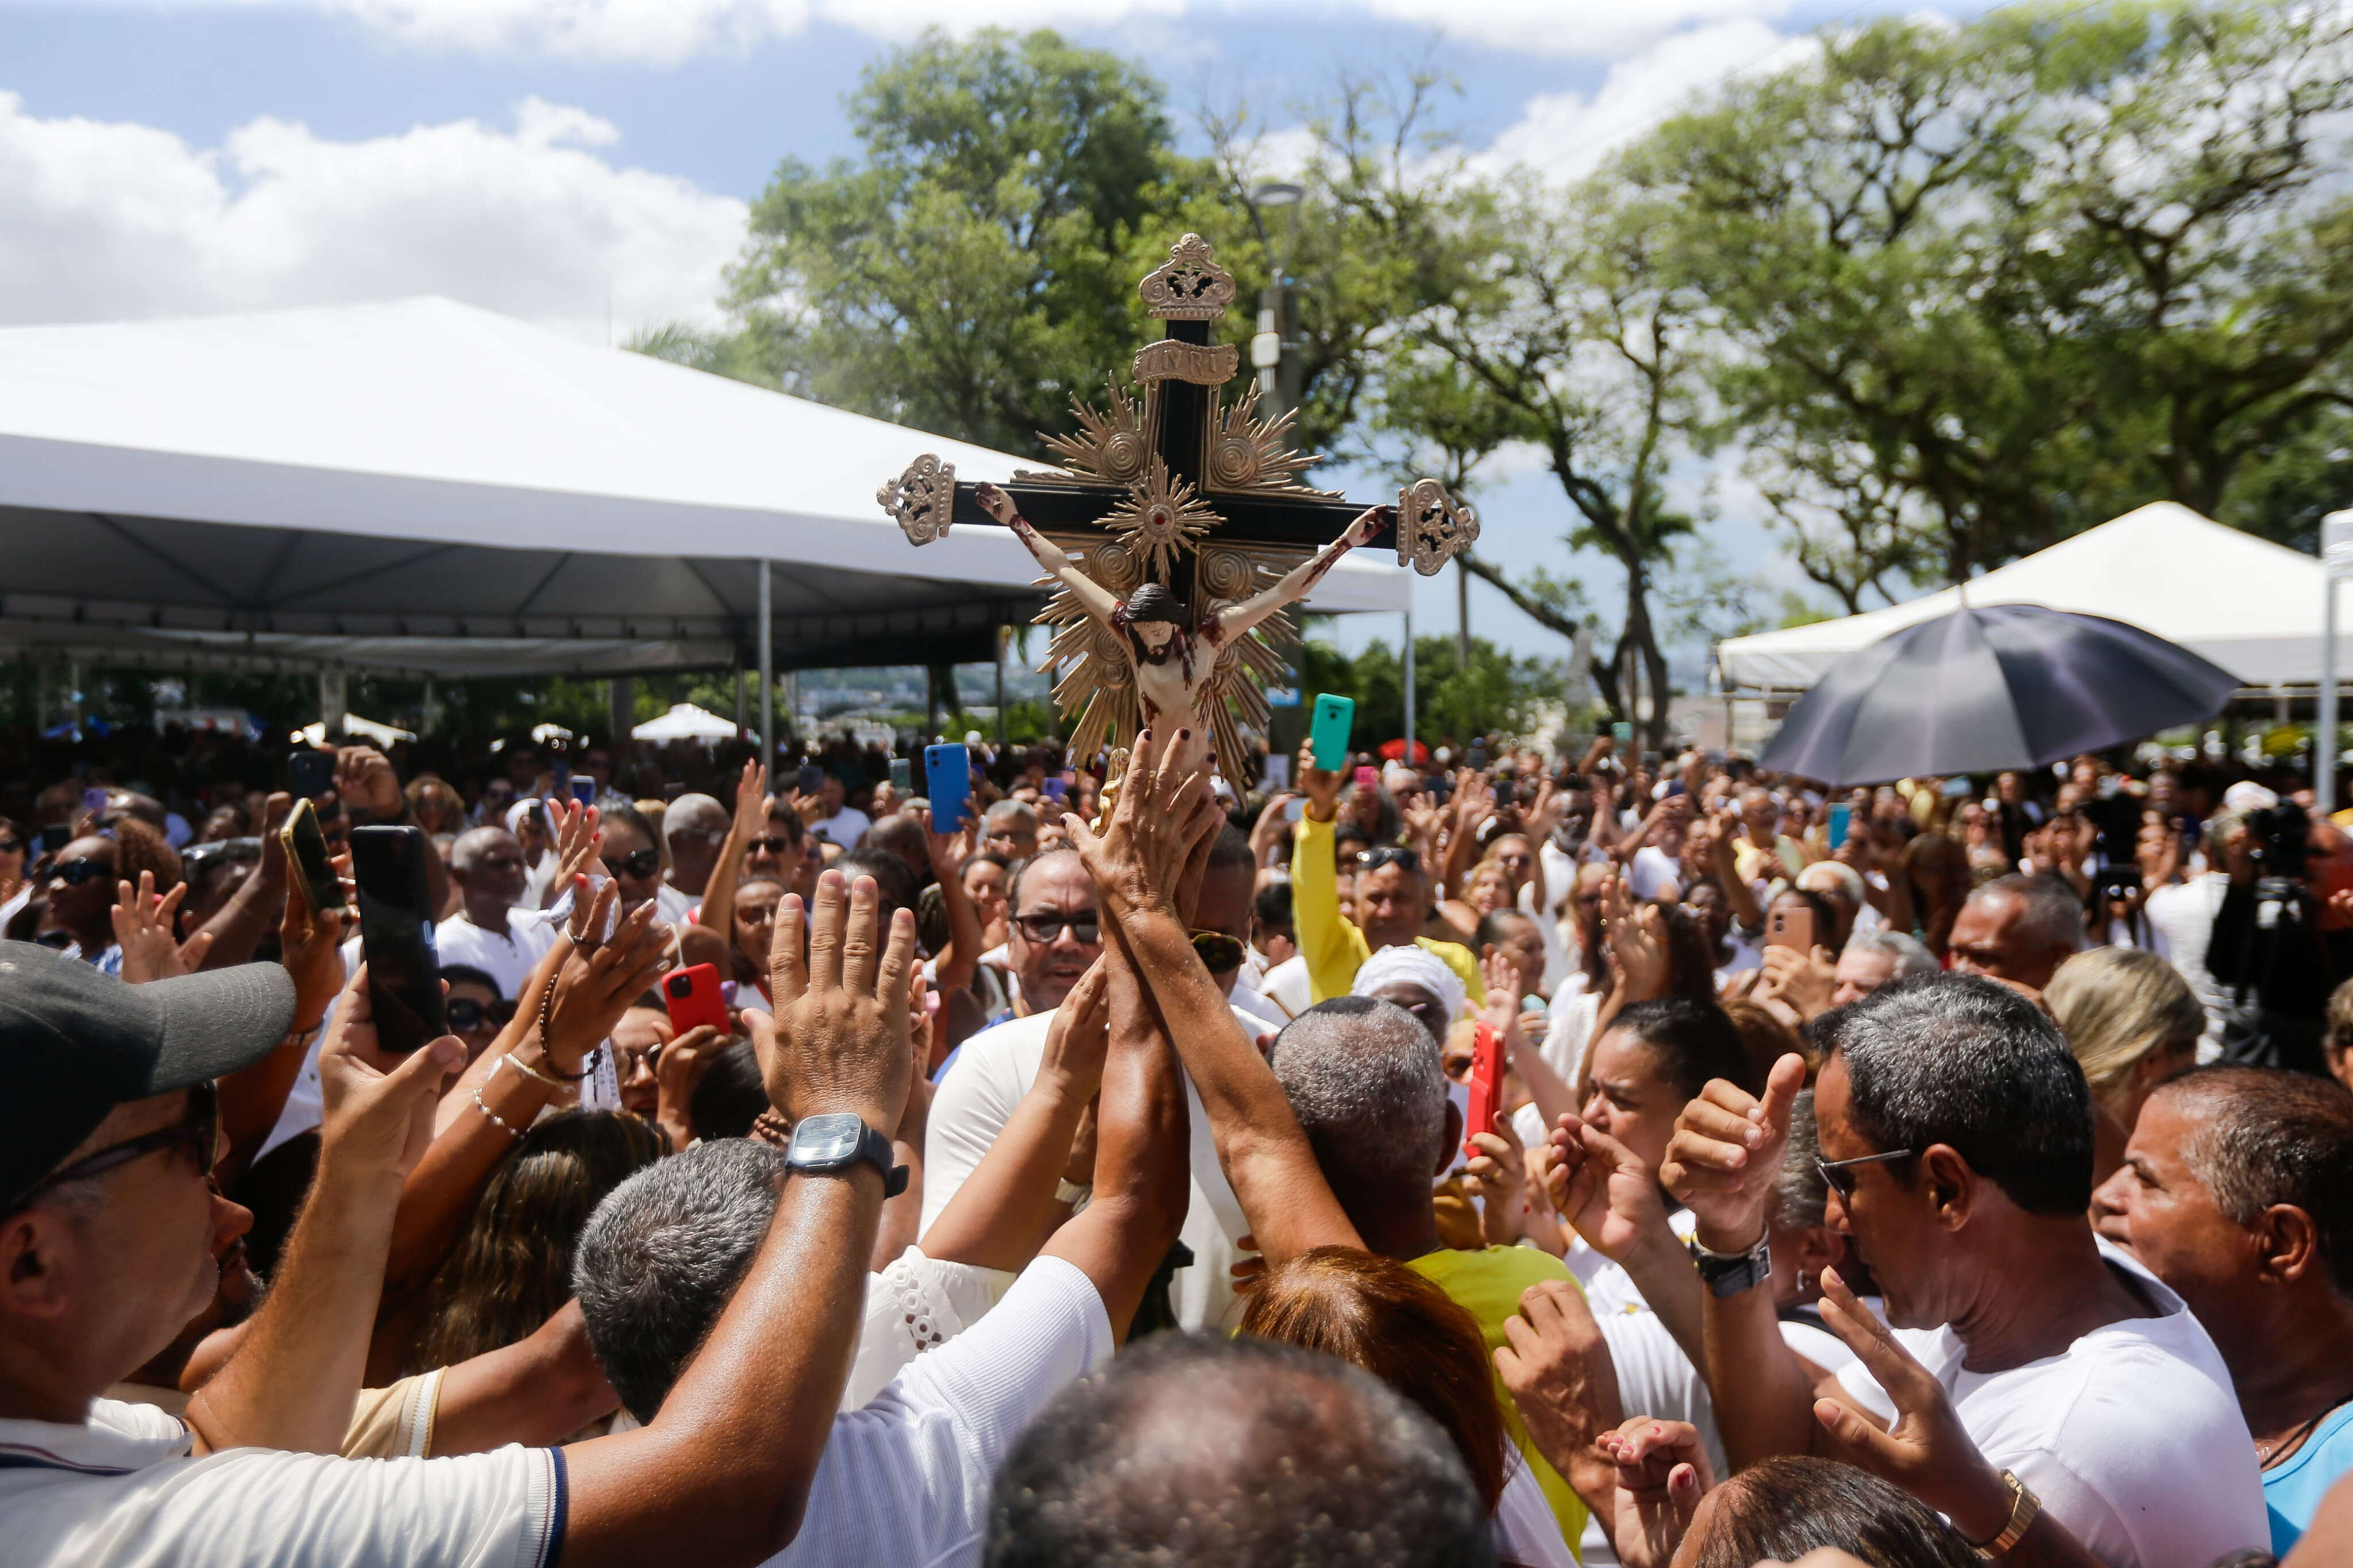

{"left": 1688, "top": 1231, "right": 1772, "bottom": 1298}
{"left": 785, "top": 1113, "right": 908, "bottom": 1198}
{"left": 1973, "top": 1470, "right": 2042, "bottom": 1560}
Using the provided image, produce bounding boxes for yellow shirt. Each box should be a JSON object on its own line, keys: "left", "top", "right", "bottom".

{"left": 1407, "top": 1245, "right": 1590, "bottom": 1553}
{"left": 1290, "top": 814, "right": 1485, "bottom": 1008}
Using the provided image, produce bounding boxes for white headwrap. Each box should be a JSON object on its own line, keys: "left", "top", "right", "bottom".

{"left": 1350, "top": 943, "right": 1469, "bottom": 1024}
{"left": 503, "top": 798, "right": 535, "bottom": 836}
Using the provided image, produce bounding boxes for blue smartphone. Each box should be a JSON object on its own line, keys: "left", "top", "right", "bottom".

{"left": 569, "top": 777, "right": 596, "bottom": 806}
{"left": 924, "top": 744, "right": 972, "bottom": 830}
{"left": 1309, "top": 694, "right": 1354, "bottom": 773}
{"left": 1827, "top": 803, "right": 1851, "bottom": 851}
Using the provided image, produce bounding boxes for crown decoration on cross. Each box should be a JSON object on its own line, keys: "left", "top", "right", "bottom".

{"left": 875, "top": 231, "right": 1478, "bottom": 770}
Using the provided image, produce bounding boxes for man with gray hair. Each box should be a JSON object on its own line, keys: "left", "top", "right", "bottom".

{"left": 434, "top": 824, "right": 558, "bottom": 999}
{"left": 982, "top": 798, "right": 1038, "bottom": 862}
{"left": 1945, "top": 871, "right": 2085, "bottom": 992}
{"left": 662, "top": 793, "right": 731, "bottom": 899}
{"left": 1830, "top": 928, "right": 1941, "bottom": 1009}
{"left": 1268, "top": 995, "right": 1591, "bottom": 1542}
{"left": 1665, "top": 972, "right": 2266, "bottom": 1567}
{"left": 982, "top": 1333, "right": 1486, "bottom": 1568}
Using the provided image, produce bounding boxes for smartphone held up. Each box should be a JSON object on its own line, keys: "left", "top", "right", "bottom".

{"left": 350, "top": 825, "right": 446, "bottom": 1054}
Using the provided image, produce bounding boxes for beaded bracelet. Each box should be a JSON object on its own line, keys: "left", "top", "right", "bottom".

{"left": 470, "top": 1087, "right": 524, "bottom": 1139}
{"left": 533, "top": 980, "right": 597, "bottom": 1083}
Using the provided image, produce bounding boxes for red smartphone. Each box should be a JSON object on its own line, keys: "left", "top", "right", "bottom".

{"left": 1463, "top": 1020, "right": 1503, "bottom": 1157}
{"left": 662, "top": 963, "right": 728, "bottom": 1036}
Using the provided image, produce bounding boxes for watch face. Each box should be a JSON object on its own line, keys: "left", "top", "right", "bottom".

{"left": 789, "top": 1113, "right": 865, "bottom": 1166}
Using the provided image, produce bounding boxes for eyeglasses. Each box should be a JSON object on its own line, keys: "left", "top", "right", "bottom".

{"left": 1190, "top": 930, "right": 1245, "bottom": 972}
{"left": 611, "top": 848, "right": 663, "bottom": 879}
{"left": 446, "top": 997, "right": 519, "bottom": 1033}
{"left": 49, "top": 858, "right": 112, "bottom": 887}
{"left": 1816, "top": 1146, "right": 1916, "bottom": 1199}
{"left": 747, "top": 835, "right": 801, "bottom": 855}
{"left": 12, "top": 1081, "right": 218, "bottom": 1212}
{"left": 1357, "top": 846, "right": 1422, "bottom": 874}
{"left": 1013, "top": 910, "right": 1101, "bottom": 944}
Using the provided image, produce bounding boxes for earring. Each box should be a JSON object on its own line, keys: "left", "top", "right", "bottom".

{"left": 1797, "top": 1269, "right": 1811, "bottom": 1296}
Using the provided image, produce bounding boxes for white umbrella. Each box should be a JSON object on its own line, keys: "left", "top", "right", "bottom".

{"left": 294, "top": 713, "right": 416, "bottom": 746}
{"left": 632, "top": 702, "right": 740, "bottom": 743}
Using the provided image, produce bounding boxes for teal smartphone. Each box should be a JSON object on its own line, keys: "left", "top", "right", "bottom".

{"left": 1309, "top": 694, "right": 1354, "bottom": 773}
{"left": 1610, "top": 721, "right": 1634, "bottom": 743}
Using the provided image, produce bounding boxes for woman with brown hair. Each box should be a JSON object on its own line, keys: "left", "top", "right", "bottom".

{"left": 1240, "top": 1247, "right": 1574, "bottom": 1568}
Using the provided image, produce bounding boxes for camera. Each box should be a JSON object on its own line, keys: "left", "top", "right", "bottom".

{"left": 2248, "top": 802, "right": 2310, "bottom": 882}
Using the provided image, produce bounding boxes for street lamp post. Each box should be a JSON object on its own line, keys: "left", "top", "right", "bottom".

{"left": 2321, "top": 511, "right": 2353, "bottom": 814}
{"left": 1248, "top": 182, "right": 1304, "bottom": 421}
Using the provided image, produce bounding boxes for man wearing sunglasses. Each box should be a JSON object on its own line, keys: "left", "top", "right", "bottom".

{"left": 1660, "top": 972, "right": 2266, "bottom": 1568}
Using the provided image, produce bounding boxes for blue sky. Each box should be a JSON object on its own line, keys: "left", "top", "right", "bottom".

{"left": 0, "top": 0, "right": 1994, "bottom": 673}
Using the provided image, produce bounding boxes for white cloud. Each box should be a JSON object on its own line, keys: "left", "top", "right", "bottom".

{"left": 0, "top": 92, "right": 746, "bottom": 341}
{"left": 1475, "top": 17, "right": 1813, "bottom": 182}
{"left": 278, "top": 0, "right": 1797, "bottom": 64}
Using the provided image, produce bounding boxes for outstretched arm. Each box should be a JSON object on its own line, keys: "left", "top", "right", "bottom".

{"left": 977, "top": 482, "right": 1121, "bottom": 625}
{"left": 1212, "top": 505, "right": 1385, "bottom": 644}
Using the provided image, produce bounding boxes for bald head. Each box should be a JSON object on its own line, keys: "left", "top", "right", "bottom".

{"left": 1947, "top": 873, "right": 2083, "bottom": 991}
{"left": 450, "top": 827, "right": 527, "bottom": 923}
{"left": 663, "top": 793, "right": 730, "bottom": 896}
{"left": 984, "top": 1333, "right": 1483, "bottom": 1568}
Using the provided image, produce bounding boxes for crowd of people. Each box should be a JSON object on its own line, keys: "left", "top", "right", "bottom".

{"left": 5, "top": 710, "right": 2353, "bottom": 1568}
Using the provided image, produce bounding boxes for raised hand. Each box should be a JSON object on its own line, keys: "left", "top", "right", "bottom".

{"left": 1610, "top": 901, "right": 1670, "bottom": 1001}
{"left": 1295, "top": 740, "right": 1343, "bottom": 822}
{"left": 973, "top": 481, "right": 1018, "bottom": 525}
{"left": 1756, "top": 942, "right": 1836, "bottom": 1022}
{"left": 319, "top": 962, "right": 465, "bottom": 1181}
{"left": 113, "top": 871, "right": 211, "bottom": 983}
{"left": 1660, "top": 1051, "right": 1806, "bottom": 1254}
{"left": 278, "top": 849, "right": 354, "bottom": 1028}
{"left": 733, "top": 758, "right": 770, "bottom": 832}
{"left": 751, "top": 868, "right": 917, "bottom": 1130}
{"left": 1460, "top": 1109, "right": 1528, "bottom": 1246}
{"left": 547, "top": 795, "right": 605, "bottom": 890}
{"left": 1494, "top": 1278, "right": 1623, "bottom": 1508}
{"left": 1546, "top": 1111, "right": 1678, "bottom": 1264}
{"left": 653, "top": 1023, "right": 723, "bottom": 1156}
{"left": 545, "top": 890, "right": 672, "bottom": 1073}
{"left": 914, "top": 805, "right": 973, "bottom": 882}
{"left": 1596, "top": 1418, "right": 1714, "bottom": 1568}
{"left": 1808, "top": 1266, "right": 2018, "bottom": 1543}
{"left": 1040, "top": 959, "right": 1114, "bottom": 1102}
{"left": 333, "top": 744, "right": 404, "bottom": 821}
{"left": 1066, "top": 726, "right": 1220, "bottom": 921}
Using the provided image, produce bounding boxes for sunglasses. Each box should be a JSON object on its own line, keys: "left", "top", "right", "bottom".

{"left": 0, "top": 838, "right": 20, "bottom": 855}
{"left": 446, "top": 997, "right": 519, "bottom": 1033}
{"left": 1357, "top": 846, "right": 1421, "bottom": 874}
{"left": 746, "top": 835, "right": 802, "bottom": 855}
{"left": 49, "top": 858, "right": 112, "bottom": 887}
{"left": 1013, "top": 911, "right": 1102, "bottom": 945}
{"left": 611, "top": 848, "right": 663, "bottom": 879}
{"left": 11, "top": 1081, "right": 218, "bottom": 1211}
{"left": 1816, "top": 1146, "right": 1916, "bottom": 1200}
{"left": 1190, "top": 930, "right": 1246, "bottom": 972}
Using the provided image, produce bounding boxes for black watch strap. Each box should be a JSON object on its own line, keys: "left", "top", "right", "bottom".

{"left": 1688, "top": 1232, "right": 1772, "bottom": 1298}
{"left": 787, "top": 1114, "right": 909, "bottom": 1198}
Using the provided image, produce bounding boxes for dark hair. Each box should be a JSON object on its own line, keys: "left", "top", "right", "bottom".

{"left": 983, "top": 1332, "right": 1487, "bottom": 1568}
{"left": 1123, "top": 580, "right": 1182, "bottom": 625}
{"left": 1253, "top": 878, "right": 1294, "bottom": 943}
{"left": 689, "top": 1040, "right": 772, "bottom": 1142}
{"left": 1822, "top": 972, "right": 2093, "bottom": 1215}
{"left": 1606, "top": 997, "right": 1760, "bottom": 1100}
{"left": 573, "top": 1138, "right": 785, "bottom": 1422}
{"left": 438, "top": 963, "right": 503, "bottom": 999}
{"left": 835, "top": 846, "right": 920, "bottom": 923}
{"left": 1653, "top": 901, "right": 1719, "bottom": 999}
{"left": 596, "top": 797, "right": 659, "bottom": 849}
{"left": 1209, "top": 823, "right": 1254, "bottom": 875}
{"left": 1474, "top": 907, "right": 1538, "bottom": 955}
{"left": 413, "top": 1109, "right": 666, "bottom": 1372}
{"left": 1770, "top": 886, "right": 1841, "bottom": 954}
{"left": 1239, "top": 1248, "right": 1507, "bottom": 1514}
{"left": 1722, "top": 997, "right": 1808, "bottom": 1086}
{"left": 2164, "top": 1066, "right": 2353, "bottom": 1299}
{"left": 1689, "top": 1456, "right": 1974, "bottom": 1568}
{"left": 111, "top": 815, "right": 182, "bottom": 895}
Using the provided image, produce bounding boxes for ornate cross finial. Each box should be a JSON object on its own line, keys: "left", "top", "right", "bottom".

{"left": 1139, "top": 233, "right": 1236, "bottom": 320}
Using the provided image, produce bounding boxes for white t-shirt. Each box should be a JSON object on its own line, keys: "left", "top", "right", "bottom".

{"left": 1627, "top": 845, "right": 1680, "bottom": 902}
{"left": 774, "top": 1253, "right": 1113, "bottom": 1568}
{"left": 1260, "top": 954, "right": 1312, "bottom": 1020}
{"left": 2144, "top": 874, "right": 2229, "bottom": 1056}
{"left": 1835, "top": 1241, "right": 2266, "bottom": 1568}
{"left": 432, "top": 909, "right": 560, "bottom": 1001}
{"left": 1495, "top": 1456, "right": 1575, "bottom": 1568}
{"left": 923, "top": 1007, "right": 1252, "bottom": 1333}
{"left": 0, "top": 1395, "right": 562, "bottom": 1568}
{"left": 1542, "top": 987, "right": 1604, "bottom": 1092}
{"left": 810, "top": 807, "right": 873, "bottom": 848}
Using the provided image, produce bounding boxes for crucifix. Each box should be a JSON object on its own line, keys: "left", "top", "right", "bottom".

{"left": 877, "top": 231, "right": 1479, "bottom": 780}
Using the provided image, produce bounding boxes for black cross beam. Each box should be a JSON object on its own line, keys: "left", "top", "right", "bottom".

{"left": 937, "top": 316, "right": 1392, "bottom": 606}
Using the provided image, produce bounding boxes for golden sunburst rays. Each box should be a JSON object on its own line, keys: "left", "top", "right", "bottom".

{"left": 1100, "top": 457, "right": 1220, "bottom": 585}
{"left": 1038, "top": 380, "right": 1152, "bottom": 488}
{"left": 1205, "top": 383, "right": 1338, "bottom": 497}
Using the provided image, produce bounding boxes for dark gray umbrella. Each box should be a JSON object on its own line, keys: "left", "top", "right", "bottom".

{"left": 1757, "top": 603, "right": 2242, "bottom": 787}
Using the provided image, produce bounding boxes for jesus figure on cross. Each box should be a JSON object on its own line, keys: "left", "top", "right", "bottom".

{"left": 976, "top": 480, "right": 1387, "bottom": 780}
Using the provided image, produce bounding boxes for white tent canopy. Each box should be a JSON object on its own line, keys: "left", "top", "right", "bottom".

{"left": 0, "top": 296, "right": 1409, "bottom": 679}
{"left": 631, "top": 702, "right": 741, "bottom": 743}
{"left": 1718, "top": 503, "right": 2340, "bottom": 693}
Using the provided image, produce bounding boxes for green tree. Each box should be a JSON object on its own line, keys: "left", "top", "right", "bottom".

{"left": 1626, "top": 3, "right": 2353, "bottom": 597}
{"left": 721, "top": 28, "right": 1200, "bottom": 457}
{"left": 1297, "top": 634, "right": 1555, "bottom": 747}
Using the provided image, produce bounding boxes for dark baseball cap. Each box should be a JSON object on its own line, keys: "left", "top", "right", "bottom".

{"left": 0, "top": 941, "right": 295, "bottom": 1209}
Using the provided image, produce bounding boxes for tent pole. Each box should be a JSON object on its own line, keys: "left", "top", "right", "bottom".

{"left": 1402, "top": 609, "right": 1416, "bottom": 765}
{"left": 995, "top": 623, "right": 1008, "bottom": 758}
{"left": 733, "top": 667, "right": 747, "bottom": 739}
{"left": 2321, "top": 512, "right": 2352, "bottom": 814}
{"left": 757, "top": 560, "right": 774, "bottom": 766}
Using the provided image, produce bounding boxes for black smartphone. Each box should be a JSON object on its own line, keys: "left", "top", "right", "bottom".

{"left": 796, "top": 763, "right": 824, "bottom": 796}
{"left": 350, "top": 825, "right": 445, "bottom": 1053}
{"left": 38, "top": 824, "right": 69, "bottom": 854}
{"left": 288, "top": 749, "right": 335, "bottom": 800}
{"left": 277, "top": 798, "right": 346, "bottom": 916}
